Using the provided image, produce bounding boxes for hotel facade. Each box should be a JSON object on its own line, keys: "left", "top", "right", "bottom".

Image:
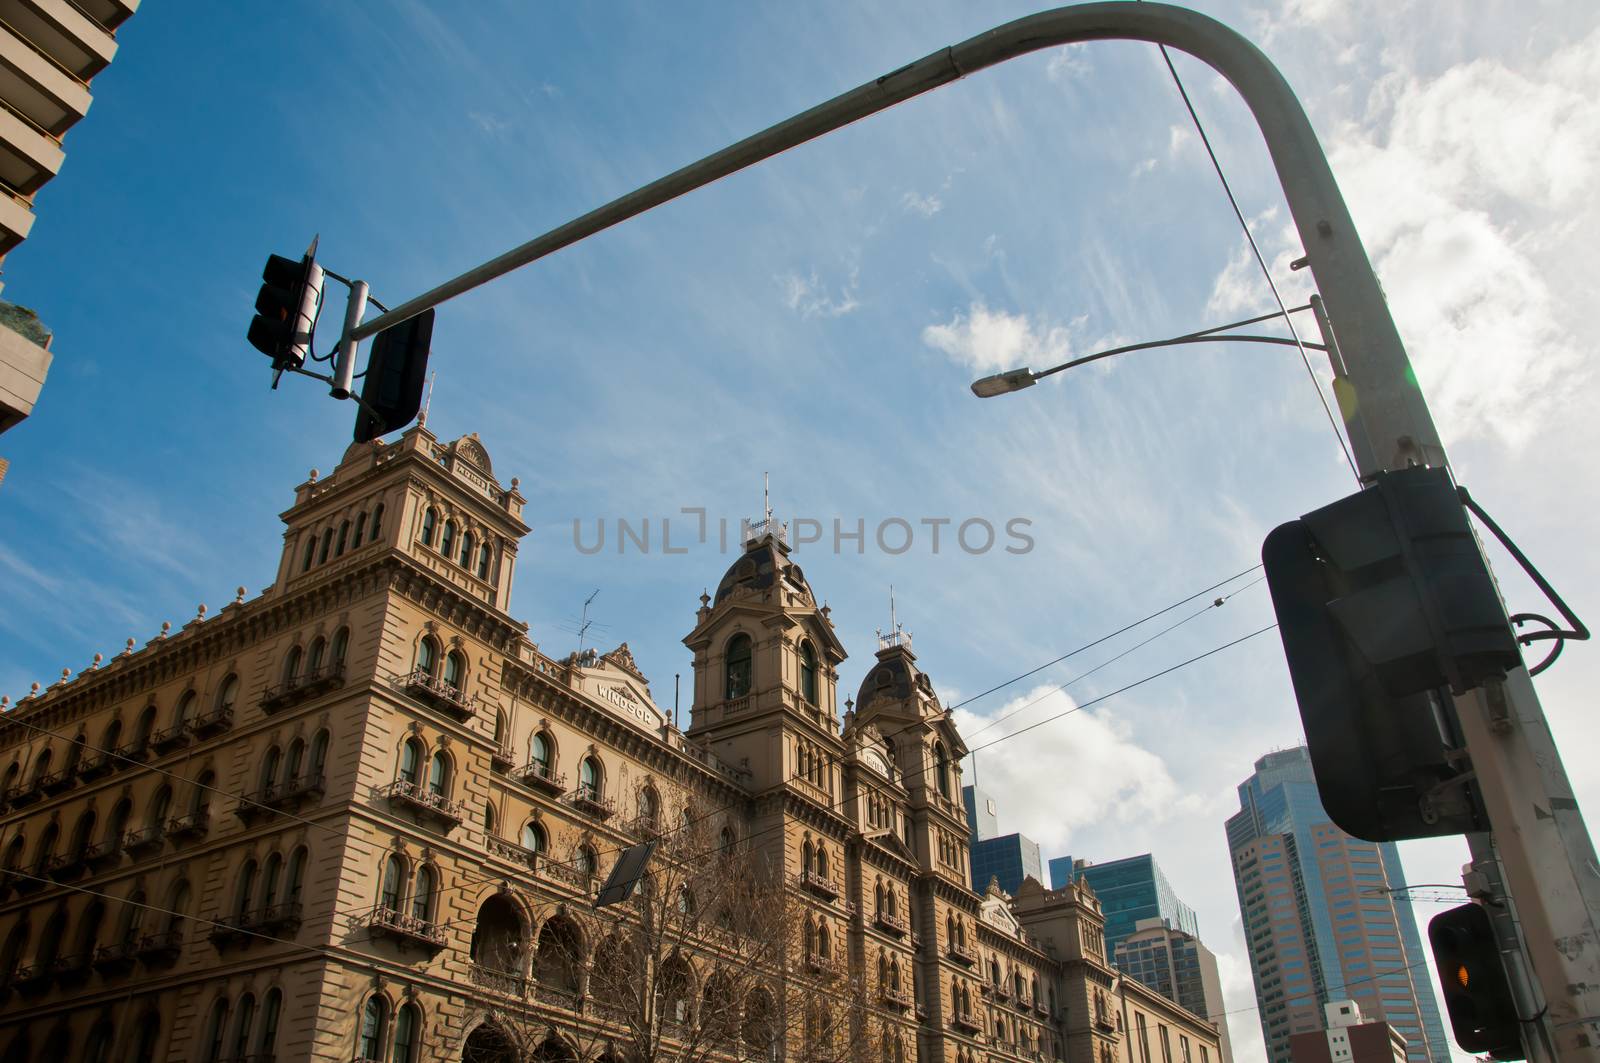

{"left": 0, "top": 425, "right": 1220, "bottom": 1063}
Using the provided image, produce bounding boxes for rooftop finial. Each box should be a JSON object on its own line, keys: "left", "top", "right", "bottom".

{"left": 235, "top": 586, "right": 247, "bottom": 604}
{"left": 91, "top": 653, "right": 102, "bottom": 670}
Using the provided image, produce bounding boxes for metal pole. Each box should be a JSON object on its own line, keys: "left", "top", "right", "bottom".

{"left": 340, "top": 6, "right": 1598, "bottom": 1052}
{"left": 331, "top": 280, "right": 368, "bottom": 400}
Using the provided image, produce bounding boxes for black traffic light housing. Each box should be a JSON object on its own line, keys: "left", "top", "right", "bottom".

{"left": 248, "top": 252, "right": 324, "bottom": 371}
{"left": 354, "top": 309, "right": 434, "bottom": 444}
{"left": 1262, "top": 465, "right": 1521, "bottom": 841}
{"left": 1429, "top": 902, "right": 1524, "bottom": 1059}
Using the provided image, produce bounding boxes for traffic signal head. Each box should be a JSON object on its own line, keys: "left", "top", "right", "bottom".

{"left": 1429, "top": 903, "right": 1523, "bottom": 1058}
{"left": 248, "top": 253, "right": 324, "bottom": 371}
{"left": 1262, "top": 465, "right": 1520, "bottom": 840}
{"left": 354, "top": 309, "right": 434, "bottom": 444}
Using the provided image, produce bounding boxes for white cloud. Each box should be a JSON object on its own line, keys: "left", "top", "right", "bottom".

{"left": 921, "top": 302, "right": 1078, "bottom": 374}
{"left": 1046, "top": 44, "right": 1090, "bottom": 82}
{"left": 900, "top": 190, "right": 943, "bottom": 217}
{"left": 779, "top": 268, "right": 860, "bottom": 319}
{"left": 955, "top": 688, "right": 1201, "bottom": 853}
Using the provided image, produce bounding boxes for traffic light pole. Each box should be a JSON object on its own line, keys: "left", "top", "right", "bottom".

{"left": 332, "top": 7, "right": 1600, "bottom": 1053}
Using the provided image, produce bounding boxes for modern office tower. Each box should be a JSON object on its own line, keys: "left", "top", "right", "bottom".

{"left": 1117, "top": 917, "right": 1234, "bottom": 1063}
{"left": 1289, "top": 1001, "right": 1408, "bottom": 1063}
{"left": 1051, "top": 854, "right": 1201, "bottom": 956}
{"left": 1227, "top": 747, "right": 1449, "bottom": 1063}
{"left": 963, "top": 783, "right": 998, "bottom": 841}
{"left": 0, "top": 424, "right": 1224, "bottom": 1063}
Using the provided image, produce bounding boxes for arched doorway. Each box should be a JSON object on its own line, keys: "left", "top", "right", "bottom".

{"left": 461, "top": 1022, "right": 517, "bottom": 1063}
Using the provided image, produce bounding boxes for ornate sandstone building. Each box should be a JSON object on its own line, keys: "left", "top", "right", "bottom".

{"left": 0, "top": 426, "right": 1220, "bottom": 1063}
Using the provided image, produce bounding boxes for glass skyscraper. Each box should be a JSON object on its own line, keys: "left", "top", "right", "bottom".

{"left": 962, "top": 785, "right": 1042, "bottom": 895}
{"left": 1048, "top": 853, "right": 1200, "bottom": 955}
{"left": 1226, "top": 747, "right": 1449, "bottom": 1063}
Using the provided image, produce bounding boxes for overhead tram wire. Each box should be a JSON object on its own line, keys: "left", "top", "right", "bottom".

{"left": 1147, "top": 32, "right": 1360, "bottom": 484}
{"left": 959, "top": 575, "right": 1266, "bottom": 744}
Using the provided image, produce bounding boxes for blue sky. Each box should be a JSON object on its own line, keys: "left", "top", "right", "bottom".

{"left": 3, "top": 3, "right": 1597, "bottom": 1060}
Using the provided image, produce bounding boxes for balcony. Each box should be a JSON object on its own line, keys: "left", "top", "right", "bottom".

{"left": 210, "top": 904, "right": 303, "bottom": 949}
{"left": 562, "top": 786, "right": 616, "bottom": 820}
{"left": 796, "top": 869, "right": 839, "bottom": 899}
{"left": 237, "top": 776, "right": 324, "bottom": 823}
{"left": 1093, "top": 1014, "right": 1117, "bottom": 1034}
{"left": 123, "top": 825, "right": 164, "bottom": 856}
{"left": 8, "top": 782, "right": 41, "bottom": 808}
{"left": 874, "top": 909, "right": 909, "bottom": 936}
{"left": 135, "top": 930, "right": 183, "bottom": 965}
{"left": 91, "top": 940, "right": 138, "bottom": 974}
{"left": 879, "top": 985, "right": 913, "bottom": 1009}
{"left": 951, "top": 1012, "right": 982, "bottom": 1034}
{"left": 50, "top": 952, "right": 90, "bottom": 986}
{"left": 150, "top": 721, "right": 192, "bottom": 753}
{"left": 77, "top": 749, "right": 115, "bottom": 781}
{"left": 490, "top": 745, "right": 515, "bottom": 772}
{"left": 994, "top": 983, "right": 1011, "bottom": 1002}
{"left": 13, "top": 866, "right": 46, "bottom": 893}
{"left": 191, "top": 706, "right": 234, "bottom": 738}
{"left": 43, "top": 849, "right": 85, "bottom": 881}
{"left": 39, "top": 767, "right": 76, "bottom": 795}
{"left": 1034, "top": 1000, "right": 1050, "bottom": 1018}
{"left": 486, "top": 836, "right": 538, "bottom": 871}
{"left": 112, "top": 741, "right": 150, "bottom": 765}
{"left": 11, "top": 962, "right": 51, "bottom": 994}
{"left": 948, "top": 941, "right": 978, "bottom": 965}
{"left": 400, "top": 669, "right": 477, "bottom": 720}
{"left": 539, "top": 857, "right": 591, "bottom": 892}
{"left": 260, "top": 663, "right": 344, "bottom": 714}
{"left": 514, "top": 761, "right": 566, "bottom": 795}
{"left": 468, "top": 962, "right": 528, "bottom": 998}
{"left": 83, "top": 837, "right": 125, "bottom": 869}
{"left": 376, "top": 780, "right": 465, "bottom": 829}
{"left": 624, "top": 814, "right": 663, "bottom": 839}
{"left": 366, "top": 906, "right": 446, "bottom": 951}
{"left": 166, "top": 808, "right": 210, "bottom": 842}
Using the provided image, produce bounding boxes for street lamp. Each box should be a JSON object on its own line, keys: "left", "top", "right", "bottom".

{"left": 970, "top": 306, "right": 1322, "bottom": 398}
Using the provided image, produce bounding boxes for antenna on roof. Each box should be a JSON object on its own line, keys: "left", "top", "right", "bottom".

{"left": 890, "top": 584, "right": 897, "bottom": 635}
{"left": 418, "top": 370, "right": 437, "bottom": 427}
{"left": 577, "top": 588, "right": 600, "bottom": 655}
{"left": 764, "top": 470, "right": 772, "bottom": 525}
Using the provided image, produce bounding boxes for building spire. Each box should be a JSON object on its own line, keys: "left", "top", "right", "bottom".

{"left": 418, "top": 370, "right": 437, "bottom": 427}
{"left": 763, "top": 470, "right": 772, "bottom": 525}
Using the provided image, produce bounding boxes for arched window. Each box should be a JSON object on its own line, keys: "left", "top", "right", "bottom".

{"left": 307, "top": 637, "right": 326, "bottom": 673}
{"left": 189, "top": 770, "right": 213, "bottom": 815}
{"left": 216, "top": 675, "right": 238, "bottom": 713}
{"left": 393, "top": 1003, "right": 420, "bottom": 1063}
{"left": 817, "top": 921, "right": 831, "bottom": 960}
{"left": 353, "top": 512, "right": 367, "bottom": 547}
{"left": 236, "top": 860, "right": 259, "bottom": 916}
{"left": 370, "top": 503, "right": 385, "bottom": 539}
{"left": 135, "top": 705, "right": 157, "bottom": 750}
{"left": 286, "top": 847, "right": 308, "bottom": 904}
{"left": 535, "top": 916, "right": 584, "bottom": 992}
{"left": 99, "top": 719, "right": 122, "bottom": 756}
{"left": 530, "top": 732, "right": 552, "bottom": 770}
{"left": 800, "top": 640, "right": 818, "bottom": 704}
{"left": 578, "top": 756, "right": 601, "bottom": 799}
{"left": 230, "top": 994, "right": 256, "bottom": 1062}
{"left": 724, "top": 634, "right": 753, "bottom": 699}
{"left": 638, "top": 786, "right": 659, "bottom": 824}
{"left": 332, "top": 627, "right": 349, "bottom": 665}
{"left": 73, "top": 900, "right": 104, "bottom": 960}
{"left": 470, "top": 894, "right": 525, "bottom": 970}
{"left": 310, "top": 729, "right": 330, "bottom": 776}
{"left": 32, "top": 822, "right": 59, "bottom": 869}
{"left": 380, "top": 854, "right": 405, "bottom": 911}
{"left": 283, "top": 647, "right": 302, "bottom": 684}
{"left": 83, "top": 1020, "right": 113, "bottom": 1063}
{"left": 483, "top": 802, "right": 497, "bottom": 836}
{"left": 576, "top": 845, "right": 597, "bottom": 878}
{"left": 336, "top": 520, "right": 350, "bottom": 556}
{"left": 934, "top": 742, "right": 951, "bottom": 799}
{"left": 357, "top": 996, "right": 386, "bottom": 1061}
{"left": 522, "top": 821, "right": 547, "bottom": 854}
{"left": 262, "top": 852, "right": 283, "bottom": 910}
{"left": 66, "top": 733, "right": 85, "bottom": 773}
{"left": 301, "top": 537, "right": 315, "bottom": 572}
{"left": 132, "top": 1014, "right": 160, "bottom": 1063}
{"left": 439, "top": 520, "right": 456, "bottom": 557}
{"left": 106, "top": 798, "right": 131, "bottom": 845}
{"left": 719, "top": 826, "right": 736, "bottom": 852}
{"left": 477, "top": 544, "right": 492, "bottom": 580}
{"left": 261, "top": 747, "right": 281, "bottom": 792}
{"left": 399, "top": 739, "right": 422, "bottom": 785}
{"left": 443, "top": 650, "right": 465, "bottom": 690}
{"left": 147, "top": 786, "right": 171, "bottom": 829}
{"left": 420, "top": 507, "right": 437, "bottom": 547}
{"left": 174, "top": 690, "right": 196, "bottom": 725}
{"left": 70, "top": 808, "right": 97, "bottom": 856}
{"left": 0, "top": 921, "right": 27, "bottom": 983}
{"left": 257, "top": 989, "right": 282, "bottom": 1057}
{"left": 318, "top": 528, "right": 333, "bottom": 564}
{"left": 459, "top": 531, "right": 475, "bottom": 567}
{"left": 201, "top": 998, "right": 229, "bottom": 1063}
{"left": 285, "top": 738, "right": 305, "bottom": 781}
{"left": 816, "top": 844, "right": 830, "bottom": 878}
{"left": 411, "top": 865, "right": 435, "bottom": 921}
{"left": 428, "top": 751, "right": 450, "bottom": 797}
{"left": 417, "top": 638, "right": 438, "bottom": 677}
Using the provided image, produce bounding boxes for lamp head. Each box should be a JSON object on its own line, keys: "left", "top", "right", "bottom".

{"left": 970, "top": 368, "right": 1037, "bottom": 398}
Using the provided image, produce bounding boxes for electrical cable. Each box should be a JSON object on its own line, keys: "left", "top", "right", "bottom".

{"left": 1150, "top": 38, "right": 1360, "bottom": 484}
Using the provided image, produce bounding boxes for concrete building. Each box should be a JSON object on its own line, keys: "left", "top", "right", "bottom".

{"left": 0, "top": 425, "right": 1221, "bottom": 1063}
{"left": 1115, "top": 918, "right": 1232, "bottom": 1063}
{"left": 1050, "top": 855, "right": 1200, "bottom": 956}
{"left": 1289, "top": 1002, "right": 1407, "bottom": 1063}
{"left": 1226, "top": 748, "right": 1447, "bottom": 1063}
{"left": 0, "top": 0, "right": 140, "bottom": 467}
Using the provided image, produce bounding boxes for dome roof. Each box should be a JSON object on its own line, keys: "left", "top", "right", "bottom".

{"left": 855, "top": 647, "right": 937, "bottom": 715}
{"left": 712, "top": 534, "right": 815, "bottom": 607}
